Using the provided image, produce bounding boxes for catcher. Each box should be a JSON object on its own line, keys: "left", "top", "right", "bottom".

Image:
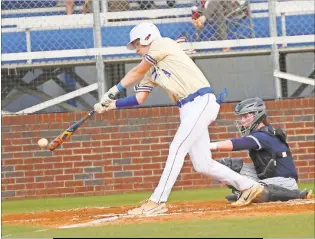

{"left": 210, "top": 97, "right": 313, "bottom": 203}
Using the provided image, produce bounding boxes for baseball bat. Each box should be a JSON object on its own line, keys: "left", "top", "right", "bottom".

{"left": 47, "top": 110, "right": 95, "bottom": 151}
{"left": 47, "top": 94, "right": 115, "bottom": 151}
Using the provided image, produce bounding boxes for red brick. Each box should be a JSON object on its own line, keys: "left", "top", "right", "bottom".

{"left": 91, "top": 134, "right": 111, "bottom": 141}
{"left": 294, "top": 161, "right": 308, "bottom": 167}
{"left": 15, "top": 164, "right": 34, "bottom": 171}
{"left": 134, "top": 183, "right": 153, "bottom": 189}
{"left": 74, "top": 186, "right": 94, "bottom": 193}
{"left": 16, "top": 177, "right": 34, "bottom": 183}
{"left": 62, "top": 155, "right": 82, "bottom": 162}
{"left": 64, "top": 168, "right": 83, "bottom": 174}
{"left": 11, "top": 138, "right": 32, "bottom": 145}
{"left": 26, "top": 183, "right": 45, "bottom": 189}
{"left": 6, "top": 184, "right": 26, "bottom": 190}
{"left": 25, "top": 171, "right": 44, "bottom": 177}
{"left": 23, "top": 158, "right": 43, "bottom": 164}
{"left": 141, "top": 151, "right": 160, "bottom": 157}
{"left": 22, "top": 145, "right": 39, "bottom": 151}
{"left": 73, "top": 161, "right": 92, "bottom": 167}
{"left": 104, "top": 165, "right": 122, "bottom": 171}
{"left": 45, "top": 182, "right": 64, "bottom": 188}
{"left": 121, "top": 151, "right": 141, "bottom": 158}
{"left": 2, "top": 178, "right": 15, "bottom": 184}
{"left": 102, "top": 139, "right": 121, "bottom": 146}
{"left": 143, "top": 163, "right": 161, "bottom": 170}
{"left": 54, "top": 162, "right": 73, "bottom": 168}
{"left": 122, "top": 165, "right": 141, "bottom": 171}
{"left": 150, "top": 144, "right": 169, "bottom": 150}
{"left": 3, "top": 159, "right": 23, "bottom": 165}
{"left": 134, "top": 170, "right": 153, "bottom": 176}
{"left": 65, "top": 181, "right": 84, "bottom": 187}
{"left": 94, "top": 172, "right": 112, "bottom": 178}
{"left": 44, "top": 169, "right": 63, "bottom": 175}
{"left": 295, "top": 128, "right": 314, "bottom": 135}
{"left": 72, "top": 148, "right": 92, "bottom": 155}
{"left": 81, "top": 141, "right": 101, "bottom": 148}
{"left": 297, "top": 142, "right": 314, "bottom": 148}
{"left": 153, "top": 169, "right": 163, "bottom": 175}
{"left": 55, "top": 175, "right": 73, "bottom": 181}
{"left": 43, "top": 157, "right": 62, "bottom": 163}
{"left": 52, "top": 149, "right": 75, "bottom": 156}
{"left": 291, "top": 148, "right": 307, "bottom": 155}
{"left": 114, "top": 184, "right": 133, "bottom": 190}
{"left": 3, "top": 146, "right": 22, "bottom": 152}
{"left": 298, "top": 167, "right": 312, "bottom": 173}
{"left": 63, "top": 142, "right": 81, "bottom": 148}
{"left": 34, "top": 164, "right": 53, "bottom": 170}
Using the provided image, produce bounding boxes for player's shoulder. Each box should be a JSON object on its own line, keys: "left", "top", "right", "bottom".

{"left": 250, "top": 130, "right": 274, "bottom": 142}
{"left": 151, "top": 37, "right": 176, "bottom": 48}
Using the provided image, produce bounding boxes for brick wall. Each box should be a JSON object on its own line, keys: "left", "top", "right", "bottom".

{"left": 1, "top": 97, "right": 314, "bottom": 200}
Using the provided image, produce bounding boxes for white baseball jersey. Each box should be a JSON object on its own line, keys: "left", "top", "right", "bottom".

{"left": 134, "top": 37, "right": 259, "bottom": 204}
{"left": 135, "top": 37, "right": 210, "bottom": 102}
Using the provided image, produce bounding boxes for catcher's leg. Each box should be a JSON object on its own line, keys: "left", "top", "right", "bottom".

{"left": 218, "top": 158, "right": 260, "bottom": 202}
{"left": 261, "top": 176, "right": 298, "bottom": 190}
{"left": 254, "top": 183, "right": 313, "bottom": 203}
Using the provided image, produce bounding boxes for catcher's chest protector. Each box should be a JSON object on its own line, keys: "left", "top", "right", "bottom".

{"left": 249, "top": 126, "right": 292, "bottom": 180}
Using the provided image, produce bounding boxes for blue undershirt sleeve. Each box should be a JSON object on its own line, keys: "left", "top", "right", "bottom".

{"left": 116, "top": 95, "right": 139, "bottom": 108}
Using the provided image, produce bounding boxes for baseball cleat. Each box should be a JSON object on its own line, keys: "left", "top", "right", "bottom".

{"left": 225, "top": 193, "right": 240, "bottom": 202}
{"left": 231, "top": 184, "right": 264, "bottom": 207}
{"left": 127, "top": 199, "right": 168, "bottom": 216}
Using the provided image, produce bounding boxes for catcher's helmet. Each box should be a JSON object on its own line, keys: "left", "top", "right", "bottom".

{"left": 126, "top": 22, "right": 162, "bottom": 50}
{"left": 234, "top": 97, "right": 267, "bottom": 136}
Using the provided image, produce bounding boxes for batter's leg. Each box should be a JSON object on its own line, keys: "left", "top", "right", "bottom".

{"left": 150, "top": 94, "right": 218, "bottom": 203}
{"left": 188, "top": 128, "right": 257, "bottom": 194}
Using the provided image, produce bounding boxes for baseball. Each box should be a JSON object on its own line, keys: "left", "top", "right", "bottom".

{"left": 38, "top": 138, "right": 48, "bottom": 148}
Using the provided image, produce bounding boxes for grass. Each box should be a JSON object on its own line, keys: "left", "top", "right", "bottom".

{"left": 2, "top": 182, "right": 314, "bottom": 214}
{"left": 2, "top": 213, "right": 314, "bottom": 238}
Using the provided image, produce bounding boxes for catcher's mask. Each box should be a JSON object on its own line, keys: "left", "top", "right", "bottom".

{"left": 234, "top": 97, "right": 267, "bottom": 136}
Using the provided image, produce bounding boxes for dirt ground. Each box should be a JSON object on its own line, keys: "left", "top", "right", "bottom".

{"left": 2, "top": 199, "right": 314, "bottom": 229}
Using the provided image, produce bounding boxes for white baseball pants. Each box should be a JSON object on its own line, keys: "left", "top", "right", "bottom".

{"left": 150, "top": 93, "right": 259, "bottom": 203}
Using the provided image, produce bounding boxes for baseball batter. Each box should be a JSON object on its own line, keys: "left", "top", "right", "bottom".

{"left": 94, "top": 22, "right": 264, "bottom": 215}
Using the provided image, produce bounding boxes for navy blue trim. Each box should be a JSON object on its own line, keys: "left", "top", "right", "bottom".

{"left": 176, "top": 87, "right": 213, "bottom": 108}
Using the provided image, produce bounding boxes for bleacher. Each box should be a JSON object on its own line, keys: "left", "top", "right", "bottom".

{"left": 1, "top": 0, "right": 314, "bottom": 65}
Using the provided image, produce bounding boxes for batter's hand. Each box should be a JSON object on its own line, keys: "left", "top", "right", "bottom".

{"left": 105, "top": 100, "right": 117, "bottom": 111}
{"left": 100, "top": 85, "right": 119, "bottom": 105}
{"left": 94, "top": 102, "right": 106, "bottom": 114}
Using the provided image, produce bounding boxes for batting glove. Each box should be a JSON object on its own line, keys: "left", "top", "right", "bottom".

{"left": 105, "top": 100, "right": 117, "bottom": 111}
{"left": 94, "top": 102, "right": 106, "bottom": 114}
{"left": 100, "top": 86, "right": 119, "bottom": 105}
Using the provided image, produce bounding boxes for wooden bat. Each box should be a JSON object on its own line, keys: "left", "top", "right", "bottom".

{"left": 48, "top": 94, "right": 115, "bottom": 151}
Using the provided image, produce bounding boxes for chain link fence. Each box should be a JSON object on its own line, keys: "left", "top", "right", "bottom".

{"left": 1, "top": 0, "right": 314, "bottom": 113}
